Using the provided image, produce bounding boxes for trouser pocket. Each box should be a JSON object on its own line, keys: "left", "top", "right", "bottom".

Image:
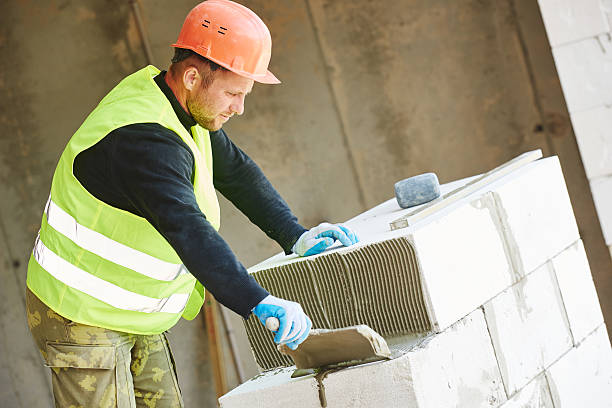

{"left": 45, "top": 342, "right": 125, "bottom": 408}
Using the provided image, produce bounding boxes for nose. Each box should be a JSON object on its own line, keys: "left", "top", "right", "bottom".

{"left": 230, "top": 95, "right": 245, "bottom": 116}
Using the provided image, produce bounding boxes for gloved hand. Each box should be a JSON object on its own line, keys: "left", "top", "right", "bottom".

{"left": 292, "top": 222, "right": 359, "bottom": 257}
{"left": 253, "top": 295, "right": 312, "bottom": 350}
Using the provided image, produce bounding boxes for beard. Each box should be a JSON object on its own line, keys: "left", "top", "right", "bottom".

{"left": 186, "top": 97, "right": 221, "bottom": 131}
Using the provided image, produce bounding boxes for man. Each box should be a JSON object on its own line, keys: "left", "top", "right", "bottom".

{"left": 25, "top": 1, "right": 358, "bottom": 407}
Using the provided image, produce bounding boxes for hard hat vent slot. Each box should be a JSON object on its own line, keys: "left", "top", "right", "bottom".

{"left": 218, "top": 26, "right": 228, "bottom": 35}
{"left": 202, "top": 19, "right": 211, "bottom": 28}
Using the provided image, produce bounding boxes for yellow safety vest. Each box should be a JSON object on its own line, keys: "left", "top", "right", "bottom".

{"left": 26, "top": 66, "right": 220, "bottom": 335}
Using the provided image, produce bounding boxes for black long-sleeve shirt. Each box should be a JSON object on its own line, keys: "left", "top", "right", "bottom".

{"left": 73, "top": 71, "right": 306, "bottom": 319}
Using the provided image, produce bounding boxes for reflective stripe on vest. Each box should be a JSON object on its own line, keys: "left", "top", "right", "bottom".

{"left": 44, "top": 197, "right": 187, "bottom": 282}
{"left": 32, "top": 236, "right": 189, "bottom": 314}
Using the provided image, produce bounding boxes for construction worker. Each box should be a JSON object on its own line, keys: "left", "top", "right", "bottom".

{"left": 24, "top": 0, "right": 358, "bottom": 406}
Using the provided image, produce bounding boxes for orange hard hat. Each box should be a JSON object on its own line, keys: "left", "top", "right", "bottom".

{"left": 172, "top": 0, "right": 280, "bottom": 84}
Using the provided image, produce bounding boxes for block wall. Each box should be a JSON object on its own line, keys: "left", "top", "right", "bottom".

{"left": 222, "top": 158, "right": 612, "bottom": 407}
{"left": 222, "top": 238, "right": 612, "bottom": 407}
{"left": 537, "top": 0, "right": 612, "bottom": 257}
{"left": 220, "top": 157, "right": 612, "bottom": 408}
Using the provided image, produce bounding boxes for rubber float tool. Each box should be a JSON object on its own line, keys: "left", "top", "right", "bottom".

{"left": 394, "top": 173, "right": 441, "bottom": 208}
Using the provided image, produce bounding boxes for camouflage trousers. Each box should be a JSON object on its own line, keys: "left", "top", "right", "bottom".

{"left": 26, "top": 287, "right": 184, "bottom": 408}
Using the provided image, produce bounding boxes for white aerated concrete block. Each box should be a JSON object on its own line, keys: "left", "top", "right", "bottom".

{"left": 591, "top": 176, "right": 612, "bottom": 245}
{"left": 411, "top": 193, "right": 512, "bottom": 332}
{"left": 552, "top": 35, "right": 612, "bottom": 113}
{"left": 407, "top": 310, "right": 506, "bottom": 408}
{"left": 498, "top": 375, "right": 554, "bottom": 408}
{"left": 492, "top": 157, "right": 579, "bottom": 276}
{"left": 604, "top": 0, "right": 612, "bottom": 28}
{"left": 218, "top": 367, "right": 320, "bottom": 408}
{"left": 538, "top": 0, "right": 609, "bottom": 47}
{"left": 483, "top": 263, "right": 572, "bottom": 395}
{"left": 546, "top": 325, "right": 612, "bottom": 407}
{"left": 571, "top": 105, "right": 612, "bottom": 179}
{"left": 322, "top": 309, "right": 506, "bottom": 408}
{"left": 552, "top": 240, "right": 604, "bottom": 344}
{"left": 320, "top": 353, "right": 418, "bottom": 407}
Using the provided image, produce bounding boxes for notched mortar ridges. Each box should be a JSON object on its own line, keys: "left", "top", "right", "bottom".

{"left": 244, "top": 237, "right": 433, "bottom": 370}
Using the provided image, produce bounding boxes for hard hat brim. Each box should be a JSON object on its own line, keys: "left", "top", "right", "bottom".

{"left": 253, "top": 69, "right": 281, "bottom": 85}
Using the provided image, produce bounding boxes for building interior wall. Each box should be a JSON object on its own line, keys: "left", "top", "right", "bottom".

{"left": 0, "top": 0, "right": 609, "bottom": 406}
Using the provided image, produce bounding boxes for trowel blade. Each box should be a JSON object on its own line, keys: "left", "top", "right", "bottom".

{"left": 278, "top": 325, "right": 391, "bottom": 370}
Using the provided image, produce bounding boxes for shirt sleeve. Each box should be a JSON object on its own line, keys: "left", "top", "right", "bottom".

{"left": 210, "top": 129, "right": 307, "bottom": 254}
{"left": 75, "top": 123, "right": 268, "bottom": 319}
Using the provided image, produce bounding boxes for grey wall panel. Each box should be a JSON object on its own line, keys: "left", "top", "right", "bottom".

{"left": 308, "top": 0, "right": 551, "bottom": 208}
{"left": 0, "top": 211, "right": 52, "bottom": 406}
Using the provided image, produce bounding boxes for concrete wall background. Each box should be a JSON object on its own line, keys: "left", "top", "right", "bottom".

{"left": 0, "top": 0, "right": 610, "bottom": 406}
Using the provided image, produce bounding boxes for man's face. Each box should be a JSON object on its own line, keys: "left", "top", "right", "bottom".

{"left": 186, "top": 69, "right": 254, "bottom": 131}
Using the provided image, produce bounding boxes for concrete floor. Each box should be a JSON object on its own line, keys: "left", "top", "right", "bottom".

{"left": 1, "top": 0, "right": 610, "bottom": 406}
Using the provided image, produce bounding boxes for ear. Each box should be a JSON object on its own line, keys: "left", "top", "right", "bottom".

{"left": 182, "top": 66, "right": 200, "bottom": 91}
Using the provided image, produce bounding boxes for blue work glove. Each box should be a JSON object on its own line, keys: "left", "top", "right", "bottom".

{"left": 292, "top": 222, "right": 359, "bottom": 257}
{"left": 253, "top": 295, "right": 312, "bottom": 350}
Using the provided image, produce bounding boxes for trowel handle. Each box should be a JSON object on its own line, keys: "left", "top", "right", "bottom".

{"left": 265, "top": 317, "right": 280, "bottom": 332}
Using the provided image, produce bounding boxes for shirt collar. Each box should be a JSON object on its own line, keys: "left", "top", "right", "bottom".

{"left": 154, "top": 71, "right": 197, "bottom": 132}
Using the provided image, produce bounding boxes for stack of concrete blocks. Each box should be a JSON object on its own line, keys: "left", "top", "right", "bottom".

{"left": 537, "top": 0, "right": 612, "bottom": 259}
{"left": 219, "top": 157, "right": 612, "bottom": 407}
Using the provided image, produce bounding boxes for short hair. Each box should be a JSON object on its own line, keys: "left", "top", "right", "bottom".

{"left": 169, "top": 48, "right": 227, "bottom": 89}
{"left": 171, "top": 48, "right": 226, "bottom": 72}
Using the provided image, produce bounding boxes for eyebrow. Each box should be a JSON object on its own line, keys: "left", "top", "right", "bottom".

{"left": 229, "top": 89, "right": 252, "bottom": 95}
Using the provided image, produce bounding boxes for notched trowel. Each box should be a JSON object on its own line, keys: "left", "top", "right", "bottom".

{"left": 267, "top": 318, "right": 391, "bottom": 372}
